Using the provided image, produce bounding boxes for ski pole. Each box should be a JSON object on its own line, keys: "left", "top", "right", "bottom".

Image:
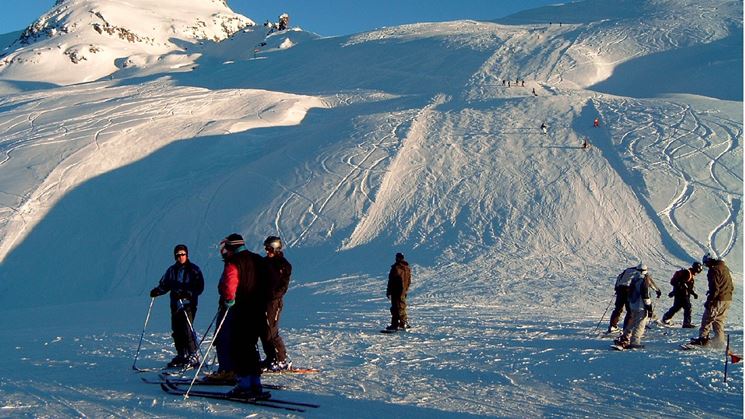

{"left": 185, "top": 306, "right": 230, "bottom": 398}
{"left": 592, "top": 294, "right": 615, "bottom": 334}
{"left": 724, "top": 334, "right": 730, "bottom": 383}
{"left": 197, "top": 310, "right": 218, "bottom": 349}
{"left": 132, "top": 297, "right": 156, "bottom": 370}
{"left": 178, "top": 299, "right": 204, "bottom": 360}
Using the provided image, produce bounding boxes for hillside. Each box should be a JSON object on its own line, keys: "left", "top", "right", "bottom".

{"left": 0, "top": 0, "right": 741, "bottom": 417}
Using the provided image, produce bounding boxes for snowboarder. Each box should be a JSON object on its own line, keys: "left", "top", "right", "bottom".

{"left": 386, "top": 253, "right": 412, "bottom": 331}
{"left": 540, "top": 122, "right": 547, "bottom": 134}
{"left": 149, "top": 244, "right": 205, "bottom": 368}
{"left": 614, "top": 266, "right": 653, "bottom": 349}
{"left": 661, "top": 262, "right": 702, "bottom": 328}
{"left": 593, "top": 117, "right": 600, "bottom": 127}
{"left": 215, "top": 234, "right": 270, "bottom": 397}
{"left": 688, "top": 253, "right": 734, "bottom": 347}
{"left": 607, "top": 263, "right": 646, "bottom": 333}
{"left": 259, "top": 236, "right": 293, "bottom": 371}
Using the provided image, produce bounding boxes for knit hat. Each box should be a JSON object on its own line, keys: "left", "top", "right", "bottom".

{"left": 174, "top": 244, "right": 188, "bottom": 256}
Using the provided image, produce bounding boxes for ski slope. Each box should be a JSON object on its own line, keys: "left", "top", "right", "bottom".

{"left": 0, "top": 0, "right": 741, "bottom": 417}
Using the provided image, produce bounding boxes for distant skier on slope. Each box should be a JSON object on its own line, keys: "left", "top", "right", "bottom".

{"left": 607, "top": 263, "right": 646, "bottom": 333}
{"left": 614, "top": 265, "right": 653, "bottom": 349}
{"left": 540, "top": 122, "right": 547, "bottom": 134}
{"left": 278, "top": 13, "right": 289, "bottom": 31}
{"left": 582, "top": 138, "right": 590, "bottom": 149}
{"left": 687, "top": 252, "right": 734, "bottom": 347}
{"left": 149, "top": 244, "right": 205, "bottom": 369}
{"left": 386, "top": 253, "right": 412, "bottom": 331}
{"left": 660, "top": 262, "right": 702, "bottom": 328}
{"left": 593, "top": 117, "right": 600, "bottom": 127}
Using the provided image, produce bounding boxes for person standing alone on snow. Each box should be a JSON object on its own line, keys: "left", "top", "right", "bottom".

{"left": 150, "top": 244, "right": 205, "bottom": 368}
{"left": 386, "top": 253, "right": 412, "bottom": 331}
{"left": 661, "top": 262, "right": 702, "bottom": 328}
{"left": 614, "top": 265, "right": 653, "bottom": 349}
{"left": 688, "top": 253, "right": 734, "bottom": 347}
{"left": 260, "top": 236, "right": 293, "bottom": 371}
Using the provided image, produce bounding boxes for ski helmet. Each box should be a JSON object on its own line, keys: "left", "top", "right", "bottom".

{"left": 702, "top": 252, "right": 717, "bottom": 265}
{"left": 264, "top": 236, "right": 282, "bottom": 252}
{"left": 691, "top": 262, "right": 703, "bottom": 274}
{"left": 636, "top": 262, "right": 647, "bottom": 273}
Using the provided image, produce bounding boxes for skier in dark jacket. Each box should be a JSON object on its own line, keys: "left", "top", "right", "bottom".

{"left": 150, "top": 244, "right": 205, "bottom": 368}
{"left": 259, "top": 236, "right": 292, "bottom": 371}
{"left": 689, "top": 253, "right": 734, "bottom": 347}
{"left": 661, "top": 262, "right": 702, "bottom": 328}
{"left": 386, "top": 253, "right": 412, "bottom": 331}
{"left": 607, "top": 263, "right": 646, "bottom": 333}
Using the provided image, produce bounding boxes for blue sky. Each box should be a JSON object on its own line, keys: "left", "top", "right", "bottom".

{"left": 1, "top": 1, "right": 560, "bottom": 36}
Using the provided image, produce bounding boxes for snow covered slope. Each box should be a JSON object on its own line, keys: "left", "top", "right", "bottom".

{"left": 0, "top": 0, "right": 741, "bottom": 417}
{"left": 0, "top": 0, "right": 253, "bottom": 85}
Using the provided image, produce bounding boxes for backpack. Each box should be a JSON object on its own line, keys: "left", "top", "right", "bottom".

{"left": 615, "top": 268, "right": 638, "bottom": 288}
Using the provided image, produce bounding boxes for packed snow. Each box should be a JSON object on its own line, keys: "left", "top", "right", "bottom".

{"left": 0, "top": 0, "right": 741, "bottom": 417}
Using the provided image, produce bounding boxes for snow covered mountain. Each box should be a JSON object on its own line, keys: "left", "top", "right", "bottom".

{"left": 0, "top": 0, "right": 741, "bottom": 417}
{"left": 0, "top": 0, "right": 253, "bottom": 85}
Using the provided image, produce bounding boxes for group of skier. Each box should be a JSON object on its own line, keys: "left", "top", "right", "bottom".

{"left": 607, "top": 252, "right": 734, "bottom": 350}
{"left": 150, "top": 234, "right": 292, "bottom": 397}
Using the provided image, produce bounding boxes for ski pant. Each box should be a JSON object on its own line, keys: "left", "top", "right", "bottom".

{"left": 260, "top": 298, "right": 287, "bottom": 363}
{"left": 699, "top": 300, "right": 732, "bottom": 346}
{"left": 622, "top": 309, "right": 649, "bottom": 345}
{"left": 214, "top": 305, "right": 264, "bottom": 376}
{"left": 662, "top": 291, "right": 692, "bottom": 325}
{"left": 390, "top": 293, "right": 408, "bottom": 327}
{"left": 609, "top": 286, "right": 631, "bottom": 329}
{"left": 171, "top": 305, "right": 198, "bottom": 358}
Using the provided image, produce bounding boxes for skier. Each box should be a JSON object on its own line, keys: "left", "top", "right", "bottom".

{"left": 688, "top": 253, "right": 734, "bottom": 347}
{"left": 582, "top": 138, "right": 590, "bottom": 149}
{"left": 540, "top": 122, "right": 547, "bottom": 134}
{"left": 593, "top": 117, "right": 600, "bottom": 127}
{"left": 660, "top": 262, "right": 702, "bottom": 328}
{"left": 614, "top": 266, "right": 653, "bottom": 349}
{"left": 386, "top": 253, "right": 412, "bottom": 331}
{"left": 607, "top": 263, "right": 646, "bottom": 333}
{"left": 259, "top": 236, "right": 293, "bottom": 371}
{"left": 149, "top": 244, "right": 205, "bottom": 368}
{"left": 215, "top": 234, "right": 270, "bottom": 397}
{"left": 532, "top": 87, "right": 537, "bottom": 96}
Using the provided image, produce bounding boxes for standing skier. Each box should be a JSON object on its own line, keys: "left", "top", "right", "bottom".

{"left": 688, "top": 253, "right": 734, "bottom": 347}
{"left": 593, "top": 117, "right": 600, "bottom": 127}
{"left": 661, "top": 262, "right": 702, "bottom": 328}
{"left": 540, "top": 122, "right": 547, "bottom": 134}
{"left": 216, "top": 234, "right": 270, "bottom": 397}
{"left": 614, "top": 267, "right": 653, "bottom": 349}
{"left": 260, "top": 236, "right": 293, "bottom": 371}
{"left": 607, "top": 263, "right": 646, "bottom": 333}
{"left": 386, "top": 253, "right": 412, "bottom": 331}
{"left": 150, "top": 244, "right": 205, "bottom": 368}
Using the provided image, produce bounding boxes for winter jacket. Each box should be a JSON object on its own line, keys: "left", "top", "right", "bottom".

{"left": 153, "top": 261, "right": 204, "bottom": 311}
{"left": 706, "top": 260, "right": 734, "bottom": 302}
{"left": 628, "top": 274, "right": 652, "bottom": 311}
{"left": 387, "top": 260, "right": 411, "bottom": 298}
{"left": 218, "top": 249, "right": 268, "bottom": 310}
{"left": 614, "top": 267, "right": 640, "bottom": 289}
{"left": 265, "top": 253, "right": 292, "bottom": 300}
{"left": 670, "top": 268, "right": 696, "bottom": 295}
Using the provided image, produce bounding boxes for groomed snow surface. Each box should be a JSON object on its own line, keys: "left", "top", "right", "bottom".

{"left": 0, "top": 0, "right": 741, "bottom": 417}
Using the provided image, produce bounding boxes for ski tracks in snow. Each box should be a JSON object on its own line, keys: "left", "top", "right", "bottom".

{"left": 596, "top": 97, "right": 742, "bottom": 270}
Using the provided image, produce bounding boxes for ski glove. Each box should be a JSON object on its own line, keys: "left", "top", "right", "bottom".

{"left": 223, "top": 299, "right": 235, "bottom": 308}
{"left": 150, "top": 287, "right": 162, "bottom": 298}
{"left": 668, "top": 291, "right": 675, "bottom": 298}
{"left": 692, "top": 291, "right": 698, "bottom": 299}
{"left": 644, "top": 304, "right": 653, "bottom": 318}
{"left": 655, "top": 289, "right": 662, "bottom": 299}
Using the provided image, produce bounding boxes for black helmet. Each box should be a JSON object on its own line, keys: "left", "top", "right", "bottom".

{"left": 264, "top": 236, "right": 282, "bottom": 252}
{"left": 691, "top": 262, "right": 703, "bottom": 273}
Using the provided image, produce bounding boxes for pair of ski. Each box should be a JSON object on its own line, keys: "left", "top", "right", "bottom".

{"left": 159, "top": 380, "right": 320, "bottom": 412}
{"left": 141, "top": 374, "right": 285, "bottom": 390}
